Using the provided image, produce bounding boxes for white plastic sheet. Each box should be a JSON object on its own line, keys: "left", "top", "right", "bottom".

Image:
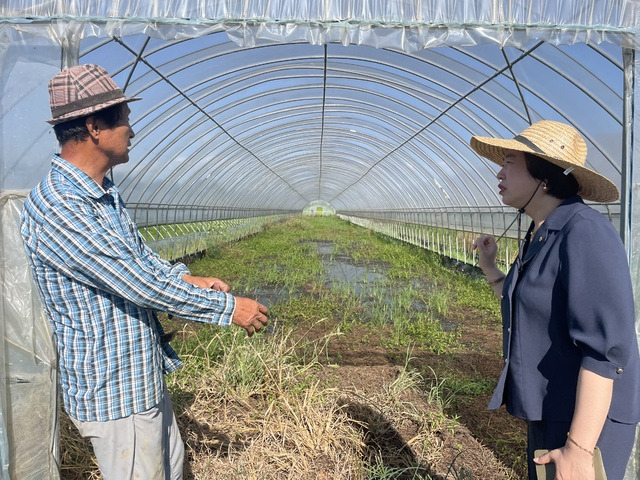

{"left": 0, "top": 193, "right": 58, "bottom": 480}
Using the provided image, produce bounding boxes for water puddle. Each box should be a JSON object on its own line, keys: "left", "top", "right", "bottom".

{"left": 304, "top": 241, "right": 457, "bottom": 331}
{"left": 252, "top": 286, "right": 293, "bottom": 309}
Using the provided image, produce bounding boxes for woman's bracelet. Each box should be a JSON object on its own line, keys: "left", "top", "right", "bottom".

{"left": 566, "top": 433, "right": 594, "bottom": 456}
{"left": 487, "top": 275, "right": 505, "bottom": 286}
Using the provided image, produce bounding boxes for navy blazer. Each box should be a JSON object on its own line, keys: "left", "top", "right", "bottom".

{"left": 489, "top": 196, "right": 640, "bottom": 424}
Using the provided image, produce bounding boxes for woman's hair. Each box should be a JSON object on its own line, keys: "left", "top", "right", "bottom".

{"left": 524, "top": 152, "right": 579, "bottom": 199}
{"left": 53, "top": 103, "right": 124, "bottom": 145}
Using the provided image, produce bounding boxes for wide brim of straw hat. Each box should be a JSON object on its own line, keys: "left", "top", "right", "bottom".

{"left": 46, "top": 96, "right": 141, "bottom": 125}
{"left": 470, "top": 121, "right": 619, "bottom": 203}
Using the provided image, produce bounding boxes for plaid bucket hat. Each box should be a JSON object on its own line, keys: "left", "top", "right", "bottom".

{"left": 470, "top": 120, "right": 619, "bottom": 203}
{"left": 47, "top": 64, "right": 141, "bottom": 125}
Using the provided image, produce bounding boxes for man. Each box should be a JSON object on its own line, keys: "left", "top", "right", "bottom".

{"left": 20, "top": 64, "right": 269, "bottom": 480}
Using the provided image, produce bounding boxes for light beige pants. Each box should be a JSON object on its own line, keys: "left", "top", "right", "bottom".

{"left": 71, "top": 386, "right": 184, "bottom": 480}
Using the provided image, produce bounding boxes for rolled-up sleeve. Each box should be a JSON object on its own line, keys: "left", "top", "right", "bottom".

{"left": 561, "top": 215, "right": 635, "bottom": 379}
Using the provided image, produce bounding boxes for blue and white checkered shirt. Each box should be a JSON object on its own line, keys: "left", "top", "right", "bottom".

{"left": 21, "top": 155, "right": 236, "bottom": 422}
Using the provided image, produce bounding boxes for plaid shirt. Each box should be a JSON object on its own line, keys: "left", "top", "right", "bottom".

{"left": 21, "top": 155, "right": 236, "bottom": 422}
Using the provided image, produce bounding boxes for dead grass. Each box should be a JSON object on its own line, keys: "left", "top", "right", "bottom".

{"left": 59, "top": 322, "right": 519, "bottom": 480}
{"left": 57, "top": 217, "right": 525, "bottom": 479}
{"left": 184, "top": 383, "right": 365, "bottom": 479}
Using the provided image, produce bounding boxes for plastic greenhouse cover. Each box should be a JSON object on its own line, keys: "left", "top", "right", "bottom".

{"left": 1, "top": 0, "right": 639, "bottom": 48}
{"left": 0, "top": 193, "right": 58, "bottom": 480}
{"left": 1, "top": 1, "right": 637, "bottom": 217}
{"left": 0, "top": 30, "right": 630, "bottom": 215}
{"left": 2, "top": 1, "right": 640, "bottom": 479}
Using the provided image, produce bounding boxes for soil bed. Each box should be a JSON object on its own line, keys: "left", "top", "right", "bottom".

{"left": 58, "top": 216, "right": 527, "bottom": 479}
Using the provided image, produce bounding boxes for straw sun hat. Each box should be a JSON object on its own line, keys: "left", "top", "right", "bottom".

{"left": 47, "top": 64, "right": 140, "bottom": 125}
{"left": 470, "top": 120, "right": 619, "bottom": 203}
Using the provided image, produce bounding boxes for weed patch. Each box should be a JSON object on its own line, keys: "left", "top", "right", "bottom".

{"left": 59, "top": 216, "right": 524, "bottom": 480}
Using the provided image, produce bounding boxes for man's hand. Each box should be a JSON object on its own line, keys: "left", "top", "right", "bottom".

{"left": 182, "top": 275, "right": 268, "bottom": 335}
{"left": 232, "top": 297, "right": 269, "bottom": 336}
{"left": 182, "top": 274, "right": 230, "bottom": 292}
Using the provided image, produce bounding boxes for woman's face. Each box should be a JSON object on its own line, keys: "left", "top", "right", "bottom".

{"left": 496, "top": 150, "right": 541, "bottom": 209}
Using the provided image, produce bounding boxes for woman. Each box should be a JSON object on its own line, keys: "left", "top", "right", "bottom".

{"left": 471, "top": 120, "right": 640, "bottom": 479}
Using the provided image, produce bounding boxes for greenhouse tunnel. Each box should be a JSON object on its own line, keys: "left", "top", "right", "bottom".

{"left": 2, "top": 1, "right": 640, "bottom": 478}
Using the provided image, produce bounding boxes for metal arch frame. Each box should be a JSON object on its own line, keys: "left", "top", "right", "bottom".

{"left": 73, "top": 30, "right": 628, "bottom": 216}
{"left": 426, "top": 53, "right": 624, "bottom": 207}
{"left": 136, "top": 108, "right": 316, "bottom": 207}
{"left": 127, "top": 75, "right": 498, "bottom": 208}
{"left": 369, "top": 41, "right": 619, "bottom": 180}
{"left": 250, "top": 43, "right": 541, "bottom": 203}
{"left": 317, "top": 44, "right": 329, "bottom": 198}
{"left": 326, "top": 41, "right": 548, "bottom": 204}
{"left": 120, "top": 84, "right": 436, "bottom": 204}
{"left": 171, "top": 126, "right": 323, "bottom": 208}
{"left": 195, "top": 143, "right": 310, "bottom": 207}
{"left": 120, "top": 96, "right": 314, "bottom": 206}
{"left": 114, "top": 68, "right": 342, "bottom": 202}
{"left": 230, "top": 119, "right": 417, "bottom": 201}
{"left": 331, "top": 165, "right": 426, "bottom": 210}
{"left": 103, "top": 43, "right": 322, "bottom": 197}
{"left": 120, "top": 95, "right": 314, "bottom": 201}
{"left": 453, "top": 43, "right": 624, "bottom": 171}
{"left": 134, "top": 105, "right": 319, "bottom": 207}
{"left": 154, "top": 125, "right": 318, "bottom": 208}
{"left": 317, "top": 59, "right": 520, "bottom": 204}
{"left": 112, "top": 37, "right": 310, "bottom": 204}
{"left": 110, "top": 39, "right": 569, "bottom": 211}
{"left": 231, "top": 95, "right": 470, "bottom": 204}
{"left": 518, "top": 54, "right": 622, "bottom": 175}
{"left": 83, "top": 36, "right": 529, "bottom": 209}
{"left": 151, "top": 137, "right": 309, "bottom": 209}
{"left": 131, "top": 114, "right": 310, "bottom": 208}
{"left": 242, "top": 126, "right": 387, "bottom": 173}
{"left": 232, "top": 115, "right": 428, "bottom": 209}
{"left": 223, "top": 96, "right": 478, "bottom": 207}
{"left": 528, "top": 46, "right": 622, "bottom": 123}
{"left": 384, "top": 129, "right": 494, "bottom": 206}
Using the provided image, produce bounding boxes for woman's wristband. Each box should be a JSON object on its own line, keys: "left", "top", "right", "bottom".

{"left": 487, "top": 274, "right": 505, "bottom": 286}
{"left": 566, "top": 433, "right": 595, "bottom": 456}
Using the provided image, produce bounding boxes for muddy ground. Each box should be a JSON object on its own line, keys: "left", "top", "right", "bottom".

{"left": 281, "top": 238, "right": 529, "bottom": 479}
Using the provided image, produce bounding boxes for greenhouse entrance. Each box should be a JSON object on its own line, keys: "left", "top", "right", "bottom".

{"left": 3, "top": 2, "right": 640, "bottom": 479}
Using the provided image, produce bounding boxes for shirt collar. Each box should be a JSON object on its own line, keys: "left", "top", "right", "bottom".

{"left": 51, "top": 154, "right": 117, "bottom": 199}
{"left": 538, "top": 195, "right": 585, "bottom": 233}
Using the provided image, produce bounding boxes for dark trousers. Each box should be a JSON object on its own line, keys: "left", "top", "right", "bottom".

{"left": 527, "top": 419, "right": 636, "bottom": 480}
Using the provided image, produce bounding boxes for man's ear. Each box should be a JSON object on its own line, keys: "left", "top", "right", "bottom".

{"left": 85, "top": 116, "right": 99, "bottom": 138}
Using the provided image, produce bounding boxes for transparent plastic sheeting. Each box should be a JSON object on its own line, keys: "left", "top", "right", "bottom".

{"left": 0, "top": 28, "right": 631, "bottom": 221}
{"left": 627, "top": 55, "right": 640, "bottom": 480}
{"left": 1, "top": 1, "right": 640, "bottom": 50}
{"left": 0, "top": 193, "right": 58, "bottom": 480}
{"left": 1, "top": 2, "right": 637, "bottom": 219}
